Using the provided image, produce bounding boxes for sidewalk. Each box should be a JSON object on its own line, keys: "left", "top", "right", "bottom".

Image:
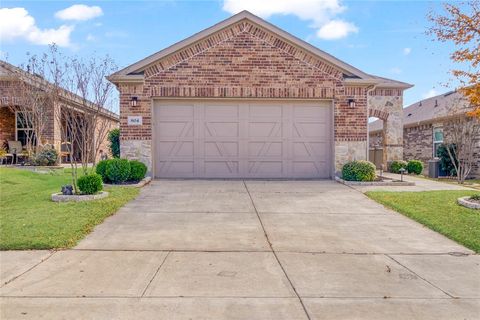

{"left": 351, "top": 172, "right": 475, "bottom": 193}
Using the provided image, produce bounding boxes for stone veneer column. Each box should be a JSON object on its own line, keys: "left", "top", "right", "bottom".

{"left": 368, "top": 93, "right": 404, "bottom": 167}
{"left": 120, "top": 140, "right": 152, "bottom": 174}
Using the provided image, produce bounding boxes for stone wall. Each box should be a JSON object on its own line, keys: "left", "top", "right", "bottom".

{"left": 367, "top": 89, "right": 403, "bottom": 165}
{"left": 334, "top": 140, "right": 367, "bottom": 172}
{"left": 403, "top": 124, "right": 434, "bottom": 170}
{"left": 120, "top": 139, "right": 152, "bottom": 173}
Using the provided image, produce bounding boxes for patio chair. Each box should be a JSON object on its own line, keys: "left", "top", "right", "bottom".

{"left": 60, "top": 142, "right": 72, "bottom": 163}
{"left": 7, "top": 140, "right": 23, "bottom": 164}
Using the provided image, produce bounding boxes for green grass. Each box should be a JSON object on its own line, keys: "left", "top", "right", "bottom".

{"left": 366, "top": 190, "right": 480, "bottom": 253}
{"left": 0, "top": 167, "right": 139, "bottom": 250}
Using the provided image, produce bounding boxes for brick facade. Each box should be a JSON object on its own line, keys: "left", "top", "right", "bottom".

{"left": 0, "top": 107, "right": 15, "bottom": 144}
{"left": 113, "top": 13, "right": 408, "bottom": 175}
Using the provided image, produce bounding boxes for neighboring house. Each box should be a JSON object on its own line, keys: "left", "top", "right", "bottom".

{"left": 108, "top": 11, "right": 411, "bottom": 179}
{"left": 369, "top": 90, "right": 480, "bottom": 178}
{"left": 0, "top": 60, "right": 119, "bottom": 163}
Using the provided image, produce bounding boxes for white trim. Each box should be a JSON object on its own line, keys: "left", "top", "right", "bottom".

{"left": 14, "top": 111, "right": 34, "bottom": 145}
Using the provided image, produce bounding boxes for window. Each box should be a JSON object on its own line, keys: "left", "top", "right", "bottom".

{"left": 15, "top": 112, "right": 36, "bottom": 147}
{"left": 433, "top": 127, "right": 444, "bottom": 157}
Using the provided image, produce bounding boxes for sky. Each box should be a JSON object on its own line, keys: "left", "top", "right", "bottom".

{"left": 0, "top": 0, "right": 465, "bottom": 107}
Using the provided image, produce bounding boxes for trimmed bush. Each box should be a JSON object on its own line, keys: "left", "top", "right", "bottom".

{"left": 34, "top": 147, "right": 58, "bottom": 166}
{"left": 105, "top": 158, "right": 131, "bottom": 183}
{"left": 342, "top": 160, "right": 377, "bottom": 182}
{"left": 108, "top": 128, "right": 120, "bottom": 158}
{"left": 407, "top": 160, "right": 423, "bottom": 175}
{"left": 129, "top": 160, "right": 147, "bottom": 182}
{"left": 390, "top": 160, "right": 408, "bottom": 174}
{"left": 95, "top": 159, "right": 112, "bottom": 183}
{"left": 77, "top": 174, "right": 103, "bottom": 195}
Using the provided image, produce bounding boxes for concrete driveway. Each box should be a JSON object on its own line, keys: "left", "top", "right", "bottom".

{"left": 1, "top": 180, "right": 479, "bottom": 319}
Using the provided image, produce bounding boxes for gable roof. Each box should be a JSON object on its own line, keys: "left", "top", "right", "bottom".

{"left": 108, "top": 10, "right": 412, "bottom": 89}
{"left": 0, "top": 60, "right": 119, "bottom": 121}
{"left": 369, "top": 90, "right": 473, "bottom": 132}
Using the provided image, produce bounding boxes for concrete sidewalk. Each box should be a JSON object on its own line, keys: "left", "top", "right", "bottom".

{"left": 1, "top": 180, "right": 479, "bottom": 319}
{"left": 352, "top": 172, "right": 476, "bottom": 192}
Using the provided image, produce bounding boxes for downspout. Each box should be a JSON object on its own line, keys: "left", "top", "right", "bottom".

{"left": 366, "top": 84, "right": 378, "bottom": 161}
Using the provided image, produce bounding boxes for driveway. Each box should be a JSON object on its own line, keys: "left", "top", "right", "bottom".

{"left": 1, "top": 180, "right": 479, "bottom": 319}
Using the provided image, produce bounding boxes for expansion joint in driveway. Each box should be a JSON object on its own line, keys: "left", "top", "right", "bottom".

{"left": 242, "top": 180, "right": 312, "bottom": 320}
{"left": 141, "top": 251, "right": 171, "bottom": 297}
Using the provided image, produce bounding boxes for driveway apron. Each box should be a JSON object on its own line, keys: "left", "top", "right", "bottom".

{"left": 1, "top": 180, "right": 478, "bottom": 319}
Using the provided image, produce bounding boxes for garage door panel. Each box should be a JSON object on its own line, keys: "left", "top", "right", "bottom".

{"left": 156, "top": 105, "right": 194, "bottom": 117}
{"left": 248, "top": 161, "right": 283, "bottom": 176}
{"left": 292, "top": 161, "right": 327, "bottom": 177}
{"left": 249, "top": 106, "right": 282, "bottom": 117}
{"left": 205, "top": 142, "right": 239, "bottom": 157}
{"left": 293, "top": 122, "right": 327, "bottom": 138}
{"left": 293, "top": 142, "right": 328, "bottom": 157}
{"left": 205, "top": 161, "right": 239, "bottom": 176}
{"left": 157, "top": 122, "right": 194, "bottom": 137}
{"left": 293, "top": 105, "right": 328, "bottom": 118}
{"left": 157, "top": 161, "right": 195, "bottom": 176}
{"left": 248, "top": 142, "right": 282, "bottom": 157}
{"left": 248, "top": 122, "right": 282, "bottom": 137}
{"left": 204, "top": 122, "right": 239, "bottom": 137}
{"left": 157, "top": 141, "right": 194, "bottom": 157}
{"left": 205, "top": 105, "right": 239, "bottom": 118}
{"left": 154, "top": 101, "right": 331, "bottom": 178}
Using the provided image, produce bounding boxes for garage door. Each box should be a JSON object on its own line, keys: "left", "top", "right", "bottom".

{"left": 154, "top": 100, "right": 332, "bottom": 178}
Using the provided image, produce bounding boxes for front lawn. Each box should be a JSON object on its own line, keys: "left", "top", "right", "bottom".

{"left": 366, "top": 190, "right": 480, "bottom": 253}
{"left": 0, "top": 167, "right": 139, "bottom": 250}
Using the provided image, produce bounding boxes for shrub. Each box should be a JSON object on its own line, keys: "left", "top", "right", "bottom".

{"left": 108, "top": 128, "right": 120, "bottom": 158}
{"left": 34, "top": 147, "right": 58, "bottom": 166}
{"left": 470, "top": 194, "right": 480, "bottom": 201}
{"left": 95, "top": 159, "right": 112, "bottom": 183}
{"left": 342, "top": 160, "right": 377, "bottom": 182}
{"left": 390, "top": 160, "right": 408, "bottom": 174}
{"left": 77, "top": 174, "right": 103, "bottom": 195}
{"left": 407, "top": 160, "right": 424, "bottom": 175}
{"left": 129, "top": 160, "right": 147, "bottom": 181}
{"left": 106, "top": 158, "right": 131, "bottom": 183}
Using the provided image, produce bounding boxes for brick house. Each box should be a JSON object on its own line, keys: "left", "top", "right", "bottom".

{"left": 369, "top": 90, "right": 480, "bottom": 178}
{"left": 109, "top": 11, "right": 411, "bottom": 178}
{"left": 0, "top": 60, "right": 119, "bottom": 162}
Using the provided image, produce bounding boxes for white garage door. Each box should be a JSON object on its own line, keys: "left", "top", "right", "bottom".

{"left": 154, "top": 100, "right": 332, "bottom": 178}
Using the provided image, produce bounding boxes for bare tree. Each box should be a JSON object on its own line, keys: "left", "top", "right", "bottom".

{"left": 443, "top": 97, "right": 480, "bottom": 184}
{"left": 9, "top": 53, "right": 57, "bottom": 155}
{"left": 62, "top": 55, "right": 117, "bottom": 175}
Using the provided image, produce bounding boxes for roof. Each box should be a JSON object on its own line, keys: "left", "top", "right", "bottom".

{"left": 109, "top": 10, "right": 412, "bottom": 89}
{"left": 369, "top": 90, "right": 473, "bottom": 132}
{"left": 0, "top": 60, "right": 119, "bottom": 121}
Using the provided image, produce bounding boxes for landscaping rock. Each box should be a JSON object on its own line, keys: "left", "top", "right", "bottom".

{"left": 457, "top": 196, "right": 480, "bottom": 210}
{"left": 51, "top": 191, "right": 109, "bottom": 202}
{"left": 103, "top": 176, "right": 152, "bottom": 188}
{"left": 335, "top": 176, "right": 415, "bottom": 186}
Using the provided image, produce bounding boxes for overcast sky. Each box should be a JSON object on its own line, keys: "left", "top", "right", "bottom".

{"left": 0, "top": 0, "right": 464, "bottom": 107}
